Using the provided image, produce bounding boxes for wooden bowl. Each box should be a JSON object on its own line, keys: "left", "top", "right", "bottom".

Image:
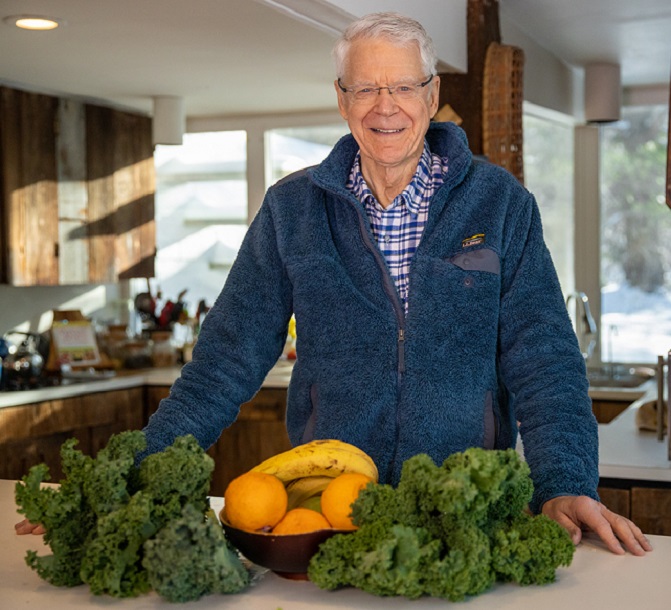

{"left": 220, "top": 520, "right": 349, "bottom": 579}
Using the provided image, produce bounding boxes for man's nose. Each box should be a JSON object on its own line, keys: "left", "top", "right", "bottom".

{"left": 373, "top": 88, "right": 399, "bottom": 113}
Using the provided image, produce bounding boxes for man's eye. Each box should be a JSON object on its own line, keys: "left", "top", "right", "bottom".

{"left": 357, "top": 87, "right": 375, "bottom": 95}
{"left": 396, "top": 86, "right": 413, "bottom": 93}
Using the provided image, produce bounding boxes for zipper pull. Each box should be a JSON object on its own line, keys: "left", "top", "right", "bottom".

{"left": 398, "top": 329, "right": 406, "bottom": 373}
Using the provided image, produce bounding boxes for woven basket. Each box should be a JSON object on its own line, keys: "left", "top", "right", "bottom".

{"left": 483, "top": 42, "right": 525, "bottom": 184}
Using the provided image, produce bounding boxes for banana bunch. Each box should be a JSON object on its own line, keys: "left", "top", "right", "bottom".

{"left": 251, "top": 439, "right": 378, "bottom": 510}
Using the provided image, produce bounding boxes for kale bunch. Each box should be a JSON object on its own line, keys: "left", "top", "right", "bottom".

{"left": 15, "top": 431, "right": 249, "bottom": 602}
{"left": 308, "top": 448, "right": 574, "bottom": 601}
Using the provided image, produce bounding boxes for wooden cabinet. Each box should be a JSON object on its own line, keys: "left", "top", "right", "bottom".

{"left": 146, "top": 386, "right": 292, "bottom": 497}
{"left": 0, "top": 87, "right": 60, "bottom": 285}
{"left": 0, "top": 388, "right": 144, "bottom": 482}
{"left": 631, "top": 487, "right": 671, "bottom": 536}
{"left": 599, "top": 480, "right": 671, "bottom": 536}
{"left": 0, "top": 85, "right": 155, "bottom": 285}
{"left": 597, "top": 485, "right": 631, "bottom": 518}
{"left": 591, "top": 399, "right": 631, "bottom": 423}
{"left": 86, "top": 104, "right": 155, "bottom": 281}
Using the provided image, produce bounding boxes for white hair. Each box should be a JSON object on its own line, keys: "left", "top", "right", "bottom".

{"left": 332, "top": 12, "right": 438, "bottom": 79}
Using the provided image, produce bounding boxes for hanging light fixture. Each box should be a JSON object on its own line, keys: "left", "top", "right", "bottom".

{"left": 152, "top": 96, "right": 185, "bottom": 146}
{"left": 584, "top": 62, "right": 621, "bottom": 123}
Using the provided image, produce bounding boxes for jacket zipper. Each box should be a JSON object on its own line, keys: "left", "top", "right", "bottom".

{"left": 348, "top": 196, "right": 406, "bottom": 478}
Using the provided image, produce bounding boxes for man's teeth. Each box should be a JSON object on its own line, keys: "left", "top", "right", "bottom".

{"left": 373, "top": 128, "right": 402, "bottom": 133}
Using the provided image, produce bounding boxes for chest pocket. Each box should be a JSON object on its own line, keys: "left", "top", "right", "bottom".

{"left": 447, "top": 247, "right": 500, "bottom": 275}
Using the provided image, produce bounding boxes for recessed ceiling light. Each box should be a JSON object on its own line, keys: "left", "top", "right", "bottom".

{"left": 3, "top": 15, "right": 65, "bottom": 30}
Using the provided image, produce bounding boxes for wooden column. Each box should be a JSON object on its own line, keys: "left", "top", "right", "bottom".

{"left": 438, "top": 0, "right": 501, "bottom": 156}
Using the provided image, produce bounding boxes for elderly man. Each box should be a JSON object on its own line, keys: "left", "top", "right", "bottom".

{"left": 17, "top": 13, "right": 651, "bottom": 556}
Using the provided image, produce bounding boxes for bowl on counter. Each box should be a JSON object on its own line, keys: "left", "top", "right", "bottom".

{"left": 220, "top": 519, "right": 349, "bottom": 579}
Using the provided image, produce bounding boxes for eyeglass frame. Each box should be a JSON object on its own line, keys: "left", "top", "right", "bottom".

{"left": 337, "top": 74, "right": 435, "bottom": 101}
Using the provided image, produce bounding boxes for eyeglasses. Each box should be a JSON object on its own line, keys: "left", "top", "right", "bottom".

{"left": 337, "top": 74, "right": 434, "bottom": 103}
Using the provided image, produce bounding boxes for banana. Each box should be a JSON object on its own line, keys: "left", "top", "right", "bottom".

{"left": 285, "top": 475, "right": 332, "bottom": 510}
{"left": 250, "top": 439, "right": 379, "bottom": 483}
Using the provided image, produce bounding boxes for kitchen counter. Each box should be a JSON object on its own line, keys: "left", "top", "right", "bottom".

{"left": 1, "top": 479, "right": 668, "bottom": 609}
{"left": 595, "top": 379, "right": 671, "bottom": 482}
{"left": 0, "top": 358, "right": 295, "bottom": 409}
{"left": 3, "top": 360, "right": 669, "bottom": 483}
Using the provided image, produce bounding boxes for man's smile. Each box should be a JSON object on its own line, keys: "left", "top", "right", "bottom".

{"left": 371, "top": 128, "right": 405, "bottom": 133}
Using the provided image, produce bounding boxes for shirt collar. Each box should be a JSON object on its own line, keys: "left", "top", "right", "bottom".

{"left": 347, "top": 142, "right": 433, "bottom": 216}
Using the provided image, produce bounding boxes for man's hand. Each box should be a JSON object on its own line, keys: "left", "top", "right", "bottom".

{"left": 542, "top": 495, "right": 652, "bottom": 556}
{"left": 14, "top": 518, "right": 45, "bottom": 535}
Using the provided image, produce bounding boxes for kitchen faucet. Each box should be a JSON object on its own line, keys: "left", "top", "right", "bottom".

{"left": 565, "top": 292, "right": 597, "bottom": 362}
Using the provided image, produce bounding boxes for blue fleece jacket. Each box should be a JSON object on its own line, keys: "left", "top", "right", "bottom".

{"left": 142, "top": 121, "right": 599, "bottom": 513}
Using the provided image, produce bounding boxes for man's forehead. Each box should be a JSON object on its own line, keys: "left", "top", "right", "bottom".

{"left": 342, "top": 38, "right": 423, "bottom": 80}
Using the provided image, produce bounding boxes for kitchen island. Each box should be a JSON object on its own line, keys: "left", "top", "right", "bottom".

{"left": 1, "top": 479, "right": 668, "bottom": 609}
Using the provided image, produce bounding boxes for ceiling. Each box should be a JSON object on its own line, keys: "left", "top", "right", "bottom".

{"left": 0, "top": 0, "right": 669, "bottom": 121}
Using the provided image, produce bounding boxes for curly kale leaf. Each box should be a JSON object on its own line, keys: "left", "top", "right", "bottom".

{"left": 308, "top": 521, "right": 442, "bottom": 599}
{"left": 15, "top": 459, "right": 94, "bottom": 587}
{"left": 79, "top": 491, "right": 156, "bottom": 597}
{"left": 491, "top": 513, "right": 574, "bottom": 585}
{"left": 442, "top": 447, "right": 534, "bottom": 529}
{"left": 350, "top": 482, "right": 399, "bottom": 528}
{"left": 138, "top": 434, "right": 214, "bottom": 525}
{"left": 80, "top": 430, "right": 146, "bottom": 517}
{"left": 144, "top": 504, "right": 250, "bottom": 602}
{"left": 425, "top": 525, "right": 494, "bottom": 601}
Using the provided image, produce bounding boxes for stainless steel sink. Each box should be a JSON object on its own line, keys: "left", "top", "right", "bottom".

{"left": 587, "top": 365, "right": 655, "bottom": 389}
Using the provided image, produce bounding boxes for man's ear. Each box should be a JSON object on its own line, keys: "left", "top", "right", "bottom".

{"left": 335, "top": 80, "right": 349, "bottom": 120}
{"left": 429, "top": 74, "right": 441, "bottom": 118}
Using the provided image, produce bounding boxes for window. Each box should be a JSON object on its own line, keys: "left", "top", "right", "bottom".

{"left": 153, "top": 131, "right": 248, "bottom": 314}
{"left": 265, "top": 125, "right": 350, "bottom": 188}
{"left": 600, "top": 105, "right": 670, "bottom": 363}
{"left": 151, "top": 123, "right": 349, "bottom": 321}
{"left": 523, "top": 111, "right": 575, "bottom": 294}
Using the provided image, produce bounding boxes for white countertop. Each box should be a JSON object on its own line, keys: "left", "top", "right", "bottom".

{"left": 597, "top": 380, "right": 671, "bottom": 481}
{"left": 1, "top": 479, "right": 668, "bottom": 609}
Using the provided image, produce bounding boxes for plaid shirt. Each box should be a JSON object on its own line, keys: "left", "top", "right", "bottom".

{"left": 346, "top": 143, "right": 449, "bottom": 313}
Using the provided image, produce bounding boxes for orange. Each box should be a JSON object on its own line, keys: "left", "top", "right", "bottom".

{"left": 222, "top": 471, "right": 288, "bottom": 532}
{"left": 320, "top": 472, "right": 373, "bottom": 530}
{"left": 272, "top": 507, "right": 331, "bottom": 535}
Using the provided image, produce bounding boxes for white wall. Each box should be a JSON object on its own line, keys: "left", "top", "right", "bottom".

{"left": 0, "top": 283, "right": 131, "bottom": 336}
{"left": 499, "top": 13, "right": 579, "bottom": 118}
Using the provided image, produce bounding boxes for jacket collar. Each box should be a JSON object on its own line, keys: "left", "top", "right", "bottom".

{"left": 308, "top": 121, "right": 473, "bottom": 198}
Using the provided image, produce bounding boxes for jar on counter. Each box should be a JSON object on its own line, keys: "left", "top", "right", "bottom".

{"left": 150, "top": 331, "right": 177, "bottom": 367}
{"left": 123, "top": 340, "right": 153, "bottom": 369}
